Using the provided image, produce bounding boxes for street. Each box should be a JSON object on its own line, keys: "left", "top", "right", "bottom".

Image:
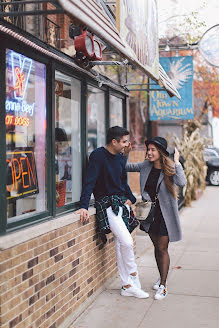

{"left": 70, "top": 186, "right": 219, "bottom": 328}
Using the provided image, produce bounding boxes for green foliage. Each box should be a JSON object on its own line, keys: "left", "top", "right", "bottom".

{"left": 179, "top": 11, "right": 206, "bottom": 44}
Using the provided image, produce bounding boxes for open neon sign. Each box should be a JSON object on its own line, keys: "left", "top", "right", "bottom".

{"left": 6, "top": 148, "right": 39, "bottom": 201}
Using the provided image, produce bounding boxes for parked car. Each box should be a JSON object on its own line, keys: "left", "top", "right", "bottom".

{"left": 203, "top": 147, "right": 219, "bottom": 186}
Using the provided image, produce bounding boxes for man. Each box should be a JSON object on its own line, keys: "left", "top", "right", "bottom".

{"left": 76, "top": 126, "right": 149, "bottom": 298}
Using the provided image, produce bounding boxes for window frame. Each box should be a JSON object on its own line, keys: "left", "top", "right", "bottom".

{"left": 53, "top": 64, "right": 83, "bottom": 215}
{"left": 0, "top": 39, "right": 52, "bottom": 233}
{"left": 109, "top": 91, "right": 126, "bottom": 128}
{"left": 0, "top": 33, "right": 127, "bottom": 234}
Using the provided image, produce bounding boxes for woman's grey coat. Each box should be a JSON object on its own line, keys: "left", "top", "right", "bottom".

{"left": 126, "top": 160, "right": 187, "bottom": 242}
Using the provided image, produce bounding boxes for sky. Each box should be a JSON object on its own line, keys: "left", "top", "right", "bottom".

{"left": 158, "top": 0, "right": 219, "bottom": 39}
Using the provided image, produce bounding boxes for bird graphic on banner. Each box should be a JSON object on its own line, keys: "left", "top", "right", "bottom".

{"left": 167, "top": 58, "right": 193, "bottom": 90}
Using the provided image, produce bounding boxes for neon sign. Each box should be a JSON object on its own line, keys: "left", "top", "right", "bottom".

{"left": 6, "top": 99, "right": 34, "bottom": 116}
{"left": 5, "top": 115, "right": 30, "bottom": 127}
{"left": 6, "top": 51, "right": 35, "bottom": 117}
{"left": 11, "top": 51, "right": 32, "bottom": 100}
{"left": 6, "top": 148, "right": 39, "bottom": 201}
{"left": 14, "top": 67, "right": 25, "bottom": 97}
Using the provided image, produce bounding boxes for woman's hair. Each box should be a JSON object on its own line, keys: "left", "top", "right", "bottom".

{"left": 146, "top": 146, "right": 178, "bottom": 198}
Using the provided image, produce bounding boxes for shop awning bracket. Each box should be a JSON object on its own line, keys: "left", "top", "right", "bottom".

{"left": 125, "top": 83, "right": 158, "bottom": 86}
{"left": 125, "top": 83, "right": 174, "bottom": 93}
{"left": 126, "top": 88, "right": 170, "bottom": 92}
{"left": 89, "top": 59, "right": 129, "bottom": 67}
{"left": 0, "top": 0, "right": 64, "bottom": 17}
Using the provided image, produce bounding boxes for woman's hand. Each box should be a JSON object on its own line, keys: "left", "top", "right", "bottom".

{"left": 124, "top": 142, "right": 132, "bottom": 156}
{"left": 174, "top": 147, "right": 180, "bottom": 165}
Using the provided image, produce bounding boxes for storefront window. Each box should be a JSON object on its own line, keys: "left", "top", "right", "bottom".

{"left": 6, "top": 49, "right": 47, "bottom": 220}
{"left": 109, "top": 95, "right": 123, "bottom": 127}
{"left": 87, "top": 86, "right": 105, "bottom": 154}
{"left": 55, "top": 71, "right": 81, "bottom": 207}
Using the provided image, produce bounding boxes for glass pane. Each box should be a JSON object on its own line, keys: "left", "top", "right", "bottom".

{"left": 6, "top": 49, "right": 47, "bottom": 220}
{"left": 55, "top": 71, "right": 81, "bottom": 207}
{"left": 87, "top": 86, "right": 105, "bottom": 154}
{"left": 110, "top": 95, "right": 123, "bottom": 127}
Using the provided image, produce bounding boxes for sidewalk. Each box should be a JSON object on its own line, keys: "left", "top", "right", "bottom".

{"left": 70, "top": 186, "right": 219, "bottom": 328}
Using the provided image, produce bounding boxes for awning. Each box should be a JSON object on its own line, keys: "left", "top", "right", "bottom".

{"left": 58, "top": 0, "right": 135, "bottom": 64}
{"left": 58, "top": 0, "right": 180, "bottom": 99}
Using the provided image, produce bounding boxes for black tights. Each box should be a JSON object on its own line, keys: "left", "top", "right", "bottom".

{"left": 149, "top": 233, "right": 169, "bottom": 287}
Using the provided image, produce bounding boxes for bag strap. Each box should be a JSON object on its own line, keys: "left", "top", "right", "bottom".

{"left": 154, "top": 180, "right": 162, "bottom": 203}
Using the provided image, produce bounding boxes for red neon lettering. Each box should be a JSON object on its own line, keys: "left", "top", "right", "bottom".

{"left": 6, "top": 159, "right": 14, "bottom": 192}
{"left": 12, "top": 158, "right": 21, "bottom": 189}
{"left": 20, "top": 157, "right": 30, "bottom": 189}
{"left": 5, "top": 115, "right": 30, "bottom": 127}
{"left": 26, "top": 156, "right": 36, "bottom": 185}
{"left": 7, "top": 152, "right": 37, "bottom": 197}
{"left": 5, "top": 115, "right": 13, "bottom": 125}
{"left": 14, "top": 67, "right": 25, "bottom": 97}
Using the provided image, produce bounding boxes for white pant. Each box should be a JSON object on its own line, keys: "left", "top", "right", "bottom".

{"left": 106, "top": 205, "right": 137, "bottom": 286}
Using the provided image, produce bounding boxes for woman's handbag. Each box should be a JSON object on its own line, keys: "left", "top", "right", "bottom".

{"left": 136, "top": 199, "right": 157, "bottom": 233}
{"left": 136, "top": 181, "right": 161, "bottom": 233}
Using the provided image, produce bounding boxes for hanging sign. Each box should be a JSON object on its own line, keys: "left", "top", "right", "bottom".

{"left": 6, "top": 147, "right": 39, "bottom": 201}
{"left": 150, "top": 56, "right": 194, "bottom": 121}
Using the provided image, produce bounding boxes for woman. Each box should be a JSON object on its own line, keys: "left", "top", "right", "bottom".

{"left": 125, "top": 136, "right": 187, "bottom": 300}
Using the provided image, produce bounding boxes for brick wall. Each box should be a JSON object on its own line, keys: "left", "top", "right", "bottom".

{"left": 128, "top": 150, "right": 146, "bottom": 195}
{"left": 0, "top": 212, "right": 137, "bottom": 328}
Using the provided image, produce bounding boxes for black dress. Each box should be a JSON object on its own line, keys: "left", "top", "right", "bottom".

{"left": 144, "top": 167, "right": 168, "bottom": 236}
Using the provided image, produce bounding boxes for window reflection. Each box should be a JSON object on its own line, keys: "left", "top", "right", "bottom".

{"left": 110, "top": 95, "right": 123, "bottom": 127}
{"left": 6, "top": 49, "right": 47, "bottom": 220}
{"left": 87, "top": 86, "right": 105, "bottom": 154}
{"left": 55, "top": 72, "right": 81, "bottom": 207}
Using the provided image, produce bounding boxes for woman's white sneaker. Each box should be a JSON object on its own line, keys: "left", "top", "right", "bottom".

{"left": 121, "top": 286, "right": 149, "bottom": 299}
{"left": 154, "top": 285, "right": 168, "bottom": 300}
{"left": 153, "top": 278, "right": 161, "bottom": 290}
{"left": 130, "top": 273, "right": 141, "bottom": 289}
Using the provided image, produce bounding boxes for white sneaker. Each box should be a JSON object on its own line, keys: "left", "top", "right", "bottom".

{"left": 130, "top": 273, "right": 141, "bottom": 289}
{"left": 154, "top": 285, "right": 168, "bottom": 300}
{"left": 153, "top": 278, "right": 161, "bottom": 290}
{"left": 153, "top": 279, "right": 168, "bottom": 290}
{"left": 121, "top": 286, "right": 149, "bottom": 299}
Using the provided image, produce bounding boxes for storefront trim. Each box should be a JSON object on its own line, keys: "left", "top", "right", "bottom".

{"left": 0, "top": 21, "right": 128, "bottom": 94}
{"left": 0, "top": 22, "right": 128, "bottom": 234}
{"left": 0, "top": 45, "right": 7, "bottom": 233}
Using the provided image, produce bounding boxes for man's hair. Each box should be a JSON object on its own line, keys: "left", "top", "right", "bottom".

{"left": 106, "top": 126, "right": 129, "bottom": 144}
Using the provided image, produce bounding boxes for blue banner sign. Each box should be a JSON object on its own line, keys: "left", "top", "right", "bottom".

{"left": 150, "top": 56, "right": 194, "bottom": 121}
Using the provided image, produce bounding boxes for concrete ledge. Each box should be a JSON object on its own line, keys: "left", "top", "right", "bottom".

{"left": 0, "top": 207, "right": 96, "bottom": 250}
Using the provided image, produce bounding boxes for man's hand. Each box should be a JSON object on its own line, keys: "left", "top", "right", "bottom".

{"left": 125, "top": 199, "right": 132, "bottom": 207}
{"left": 75, "top": 208, "right": 89, "bottom": 223}
{"left": 124, "top": 142, "right": 132, "bottom": 156}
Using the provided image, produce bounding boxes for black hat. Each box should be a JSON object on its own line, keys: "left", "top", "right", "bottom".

{"left": 145, "top": 136, "right": 169, "bottom": 156}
